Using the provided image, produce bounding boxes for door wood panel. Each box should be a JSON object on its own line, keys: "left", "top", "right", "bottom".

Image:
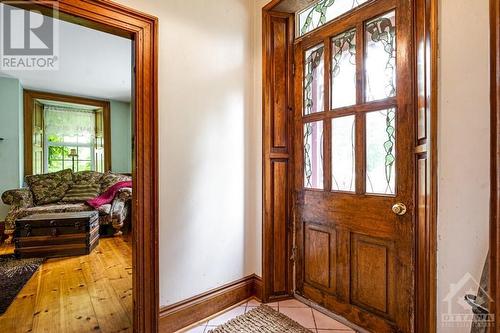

{"left": 272, "top": 161, "right": 288, "bottom": 292}
{"left": 304, "top": 223, "right": 336, "bottom": 292}
{"left": 271, "top": 17, "right": 289, "bottom": 149}
{"left": 351, "top": 234, "right": 395, "bottom": 319}
{"left": 263, "top": 11, "right": 295, "bottom": 301}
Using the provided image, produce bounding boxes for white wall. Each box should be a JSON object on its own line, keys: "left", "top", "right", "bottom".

{"left": 112, "top": 0, "right": 261, "bottom": 307}
{"left": 437, "top": 0, "right": 490, "bottom": 332}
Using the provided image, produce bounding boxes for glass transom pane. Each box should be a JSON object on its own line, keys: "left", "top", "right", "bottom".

{"left": 298, "top": 0, "right": 370, "bottom": 37}
{"left": 365, "top": 11, "right": 396, "bottom": 102}
{"left": 304, "top": 44, "right": 325, "bottom": 115}
{"left": 304, "top": 121, "right": 324, "bottom": 189}
{"left": 366, "top": 108, "right": 396, "bottom": 195}
{"left": 331, "top": 29, "right": 357, "bottom": 109}
{"left": 332, "top": 115, "right": 356, "bottom": 192}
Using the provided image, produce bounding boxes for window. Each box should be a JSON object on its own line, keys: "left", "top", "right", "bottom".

{"left": 44, "top": 106, "right": 96, "bottom": 173}
{"left": 300, "top": 10, "right": 397, "bottom": 195}
{"left": 23, "top": 90, "right": 111, "bottom": 176}
{"left": 298, "top": 0, "right": 370, "bottom": 37}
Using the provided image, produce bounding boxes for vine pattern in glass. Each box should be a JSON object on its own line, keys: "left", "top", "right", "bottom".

{"left": 304, "top": 44, "right": 324, "bottom": 115}
{"left": 366, "top": 108, "right": 396, "bottom": 195}
{"left": 304, "top": 121, "right": 324, "bottom": 189}
{"left": 299, "top": 0, "right": 369, "bottom": 36}
{"left": 365, "top": 11, "right": 396, "bottom": 101}
{"left": 331, "top": 29, "right": 356, "bottom": 108}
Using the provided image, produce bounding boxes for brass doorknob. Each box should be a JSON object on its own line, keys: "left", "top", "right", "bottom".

{"left": 392, "top": 202, "right": 407, "bottom": 216}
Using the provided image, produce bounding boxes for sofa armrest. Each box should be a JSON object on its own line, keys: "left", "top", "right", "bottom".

{"left": 2, "top": 188, "right": 33, "bottom": 208}
{"left": 114, "top": 187, "right": 132, "bottom": 203}
{"left": 109, "top": 187, "right": 132, "bottom": 233}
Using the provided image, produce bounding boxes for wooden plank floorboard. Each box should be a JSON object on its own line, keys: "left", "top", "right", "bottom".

{"left": 60, "top": 257, "right": 101, "bottom": 332}
{"left": 80, "top": 247, "right": 132, "bottom": 332}
{"left": 0, "top": 237, "right": 132, "bottom": 333}
{"left": 96, "top": 240, "right": 133, "bottom": 318}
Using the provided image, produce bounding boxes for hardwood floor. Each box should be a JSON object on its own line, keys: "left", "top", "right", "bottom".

{"left": 0, "top": 237, "right": 132, "bottom": 333}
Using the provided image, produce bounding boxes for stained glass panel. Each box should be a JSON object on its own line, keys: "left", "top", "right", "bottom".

{"left": 304, "top": 44, "right": 325, "bottom": 115}
{"left": 331, "top": 29, "right": 356, "bottom": 109}
{"left": 332, "top": 115, "right": 355, "bottom": 192}
{"left": 299, "top": 0, "right": 370, "bottom": 36}
{"left": 366, "top": 108, "right": 396, "bottom": 195}
{"left": 365, "top": 11, "right": 396, "bottom": 101}
{"left": 304, "top": 121, "right": 324, "bottom": 189}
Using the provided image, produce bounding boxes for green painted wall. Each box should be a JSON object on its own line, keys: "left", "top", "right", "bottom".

{"left": 110, "top": 100, "right": 132, "bottom": 173}
{"left": 0, "top": 77, "right": 23, "bottom": 219}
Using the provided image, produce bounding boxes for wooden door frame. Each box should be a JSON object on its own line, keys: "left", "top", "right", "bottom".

{"left": 23, "top": 89, "right": 112, "bottom": 175}
{"left": 490, "top": 0, "right": 499, "bottom": 332}
{"left": 262, "top": 0, "right": 438, "bottom": 332}
{"left": 6, "top": 1, "right": 159, "bottom": 331}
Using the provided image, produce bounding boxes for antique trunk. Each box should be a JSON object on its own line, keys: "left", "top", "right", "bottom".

{"left": 15, "top": 211, "right": 99, "bottom": 258}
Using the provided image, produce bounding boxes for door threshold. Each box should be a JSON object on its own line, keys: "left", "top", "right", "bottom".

{"left": 293, "top": 293, "right": 371, "bottom": 333}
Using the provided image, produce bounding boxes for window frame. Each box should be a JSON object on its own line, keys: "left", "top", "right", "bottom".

{"left": 298, "top": 1, "right": 398, "bottom": 196}
{"left": 295, "top": 0, "right": 375, "bottom": 38}
{"left": 23, "top": 90, "right": 111, "bottom": 176}
{"left": 44, "top": 138, "right": 95, "bottom": 173}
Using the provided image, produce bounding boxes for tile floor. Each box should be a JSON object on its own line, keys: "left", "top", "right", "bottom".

{"left": 181, "top": 298, "right": 357, "bottom": 333}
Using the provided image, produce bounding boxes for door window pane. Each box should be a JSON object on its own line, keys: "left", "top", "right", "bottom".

{"left": 298, "top": 0, "right": 369, "bottom": 36}
{"left": 331, "top": 29, "right": 357, "bottom": 109}
{"left": 304, "top": 121, "right": 324, "bottom": 189}
{"left": 332, "top": 116, "right": 355, "bottom": 192}
{"left": 365, "top": 11, "right": 396, "bottom": 101}
{"left": 304, "top": 44, "right": 325, "bottom": 115}
{"left": 366, "top": 108, "right": 396, "bottom": 195}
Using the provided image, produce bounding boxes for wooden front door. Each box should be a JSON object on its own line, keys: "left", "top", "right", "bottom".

{"left": 293, "top": 0, "right": 415, "bottom": 332}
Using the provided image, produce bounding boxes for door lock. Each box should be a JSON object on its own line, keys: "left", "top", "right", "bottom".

{"left": 392, "top": 202, "right": 407, "bottom": 216}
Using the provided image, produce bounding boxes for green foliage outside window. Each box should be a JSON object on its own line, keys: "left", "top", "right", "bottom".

{"left": 47, "top": 134, "right": 92, "bottom": 173}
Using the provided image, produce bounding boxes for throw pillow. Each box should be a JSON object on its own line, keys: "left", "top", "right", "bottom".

{"left": 25, "top": 169, "right": 74, "bottom": 205}
{"left": 62, "top": 184, "right": 101, "bottom": 202}
{"left": 100, "top": 171, "right": 132, "bottom": 193}
{"left": 73, "top": 171, "right": 104, "bottom": 185}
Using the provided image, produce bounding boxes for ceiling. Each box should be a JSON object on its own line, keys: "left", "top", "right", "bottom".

{"left": 0, "top": 5, "right": 132, "bottom": 102}
{"left": 273, "top": 0, "right": 318, "bottom": 13}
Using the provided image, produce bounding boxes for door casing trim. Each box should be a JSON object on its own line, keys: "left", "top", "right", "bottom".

{"left": 262, "top": 0, "right": 438, "bottom": 332}
{"left": 4, "top": 1, "right": 160, "bottom": 331}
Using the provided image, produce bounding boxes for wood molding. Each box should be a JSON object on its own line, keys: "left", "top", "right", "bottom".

{"left": 262, "top": 8, "right": 295, "bottom": 303}
{"left": 23, "top": 90, "right": 112, "bottom": 175}
{"left": 414, "top": 1, "right": 438, "bottom": 333}
{"left": 159, "top": 275, "right": 262, "bottom": 333}
{"left": 9, "top": 1, "right": 160, "bottom": 332}
{"left": 490, "top": 0, "right": 499, "bottom": 332}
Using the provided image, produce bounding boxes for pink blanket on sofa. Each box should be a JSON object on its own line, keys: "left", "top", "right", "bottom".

{"left": 87, "top": 180, "right": 132, "bottom": 208}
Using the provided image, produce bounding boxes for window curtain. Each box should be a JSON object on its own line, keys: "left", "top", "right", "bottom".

{"left": 44, "top": 106, "right": 96, "bottom": 139}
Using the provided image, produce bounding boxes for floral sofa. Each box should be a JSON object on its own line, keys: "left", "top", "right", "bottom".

{"left": 1, "top": 169, "right": 132, "bottom": 244}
